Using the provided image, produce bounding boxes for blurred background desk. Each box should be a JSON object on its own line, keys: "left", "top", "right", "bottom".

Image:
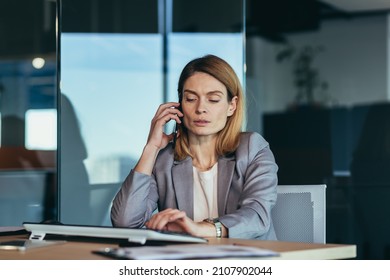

{"left": 0, "top": 234, "right": 356, "bottom": 260}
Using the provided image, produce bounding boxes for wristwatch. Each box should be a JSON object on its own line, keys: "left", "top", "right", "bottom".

{"left": 203, "top": 218, "right": 222, "bottom": 238}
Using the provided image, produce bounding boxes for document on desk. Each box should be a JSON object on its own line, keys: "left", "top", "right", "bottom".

{"left": 0, "top": 226, "right": 27, "bottom": 236}
{"left": 94, "top": 244, "right": 279, "bottom": 260}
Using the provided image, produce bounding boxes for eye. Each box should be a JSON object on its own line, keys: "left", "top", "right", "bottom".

{"left": 209, "top": 99, "right": 220, "bottom": 103}
{"left": 185, "top": 97, "right": 196, "bottom": 102}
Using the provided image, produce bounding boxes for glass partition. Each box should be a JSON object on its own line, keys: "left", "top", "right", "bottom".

{"left": 0, "top": 0, "right": 57, "bottom": 226}
{"left": 59, "top": 0, "right": 245, "bottom": 225}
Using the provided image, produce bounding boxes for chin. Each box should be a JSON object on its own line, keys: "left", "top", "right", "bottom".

{"left": 191, "top": 128, "right": 221, "bottom": 137}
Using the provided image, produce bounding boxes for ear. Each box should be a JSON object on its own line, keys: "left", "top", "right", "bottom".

{"left": 227, "top": 96, "right": 238, "bottom": 117}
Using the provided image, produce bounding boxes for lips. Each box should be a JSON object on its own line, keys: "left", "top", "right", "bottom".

{"left": 194, "top": 119, "right": 210, "bottom": 126}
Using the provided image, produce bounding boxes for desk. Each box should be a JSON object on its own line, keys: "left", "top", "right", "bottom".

{"left": 0, "top": 234, "right": 356, "bottom": 260}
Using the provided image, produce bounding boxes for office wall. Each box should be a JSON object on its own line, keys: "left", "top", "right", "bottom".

{"left": 245, "top": 12, "right": 390, "bottom": 259}
{"left": 246, "top": 14, "right": 389, "bottom": 116}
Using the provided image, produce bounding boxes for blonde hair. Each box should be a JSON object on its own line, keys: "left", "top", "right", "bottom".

{"left": 175, "top": 54, "right": 244, "bottom": 161}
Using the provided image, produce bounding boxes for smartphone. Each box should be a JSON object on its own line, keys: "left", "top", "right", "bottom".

{"left": 0, "top": 239, "right": 65, "bottom": 251}
{"left": 172, "top": 123, "right": 179, "bottom": 148}
{"left": 172, "top": 104, "right": 182, "bottom": 149}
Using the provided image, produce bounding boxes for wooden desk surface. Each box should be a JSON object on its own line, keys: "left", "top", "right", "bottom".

{"left": 0, "top": 234, "right": 356, "bottom": 260}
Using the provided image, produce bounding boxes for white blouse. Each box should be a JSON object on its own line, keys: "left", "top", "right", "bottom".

{"left": 193, "top": 163, "right": 219, "bottom": 222}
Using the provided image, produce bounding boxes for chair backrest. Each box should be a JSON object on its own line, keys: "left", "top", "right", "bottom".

{"left": 271, "top": 184, "right": 326, "bottom": 243}
{"left": 89, "top": 183, "right": 121, "bottom": 226}
{"left": 0, "top": 171, "right": 47, "bottom": 226}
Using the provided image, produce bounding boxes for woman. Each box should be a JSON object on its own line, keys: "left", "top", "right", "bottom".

{"left": 111, "top": 54, "right": 278, "bottom": 240}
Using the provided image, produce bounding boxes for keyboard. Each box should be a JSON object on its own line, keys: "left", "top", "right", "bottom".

{"left": 23, "top": 222, "right": 208, "bottom": 245}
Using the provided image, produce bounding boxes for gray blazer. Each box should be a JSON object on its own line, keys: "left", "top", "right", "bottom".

{"left": 111, "top": 132, "right": 278, "bottom": 240}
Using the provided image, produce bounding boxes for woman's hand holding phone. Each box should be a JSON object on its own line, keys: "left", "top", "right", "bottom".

{"left": 134, "top": 102, "right": 182, "bottom": 175}
{"left": 147, "top": 102, "right": 183, "bottom": 150}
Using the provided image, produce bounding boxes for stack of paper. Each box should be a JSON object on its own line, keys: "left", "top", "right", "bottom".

{"left": 94, "top": 244, "right": 279, "bottom": 260}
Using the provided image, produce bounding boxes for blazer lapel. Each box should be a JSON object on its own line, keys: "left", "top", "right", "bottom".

{"left": 172, "top": 158, "right": 194, "bottom": 219}
{"left": 217, "top": 157, "right": 235, "bottom": 216}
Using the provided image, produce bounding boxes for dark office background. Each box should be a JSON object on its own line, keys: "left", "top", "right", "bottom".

{"left": 1, "top": 0, "right": 390, "bottom": 259}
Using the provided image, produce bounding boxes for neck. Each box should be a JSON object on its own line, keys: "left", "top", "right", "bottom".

{"left": 193, "top": 157, "right": 217, "bottom": 171}
{"left": 189, "top": 135, "right": 218, "bottom": 171}
{"left": 189, "top": 136, "right": 218, "bottom": 171}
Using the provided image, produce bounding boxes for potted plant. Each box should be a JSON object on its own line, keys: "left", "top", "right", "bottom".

{"left": 276, "top": 45, "right": 329, "bottom": 109}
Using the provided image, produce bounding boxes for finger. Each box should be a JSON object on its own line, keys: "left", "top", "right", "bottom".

{"left": 155, "top": 108, "right": 183, "bottom": 123}
{"left": 145, "top": 214, "right": 163, "bottom": 229}
{"left": 154, "top": 210, "right": 185, "bottom": 230}
{"left": 156, "top": 113, "right": 182, "bottom": 126}
{"left": 147, "top": 113, "right": 181, "bottom": 144}
{"left": 165, "top": 222, "right": 184, "bottom": 233}
{"left": 167, "top": 214, "right": 195, "bottom": 235}
{"left": 168, "top": 210, "right": 187, "bottom": 222}
{"left": 154, "top": 102, "right": 181, "bottom": 118}
{"left": 146, "top": 209, "right": 179, "bottom": 230}
{"left": 151, "top": 113, "right": 182, "bottom": 136}
{"left": 153, "top": 210, "right": 186, "bottom": 231}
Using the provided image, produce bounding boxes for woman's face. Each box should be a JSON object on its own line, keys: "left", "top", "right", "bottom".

{"left": 181, "top": 72, "right": 237, "bottom": 139}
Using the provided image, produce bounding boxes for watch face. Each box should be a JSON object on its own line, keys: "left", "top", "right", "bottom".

{"left": 203, "top": 218, "right": 219, "bottom": 223}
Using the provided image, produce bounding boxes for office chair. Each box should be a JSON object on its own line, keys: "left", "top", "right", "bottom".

{"left": 0, "top": 171, "right": 47, "bottom": 226}
{"left": 89, "top": 183, "right": 120, "bottom": 226}
{"left": 271, "top": 184, "right": 326, "bottom": 244}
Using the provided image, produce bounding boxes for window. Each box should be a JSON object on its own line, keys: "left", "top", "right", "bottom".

{"left": 25, "top": 109, "right": 57, "bottom": 150}
{"left": 59, "top": 0, "right": 245, "bottom": 225}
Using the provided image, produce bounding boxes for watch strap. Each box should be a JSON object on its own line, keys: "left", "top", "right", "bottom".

{"left": 203, "top": 218, "right": 222, "bottom": 238}
{"left": 214, "top": 220, "right": 222, "bottom": 238}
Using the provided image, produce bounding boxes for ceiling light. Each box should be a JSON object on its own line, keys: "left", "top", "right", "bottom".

{"left": 32, "top": 57, "right": 45, "bottom": 69}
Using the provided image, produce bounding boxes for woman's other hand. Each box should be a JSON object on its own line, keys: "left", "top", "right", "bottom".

{"left": 145, "top": 208, "right": 220, "bottom": 238}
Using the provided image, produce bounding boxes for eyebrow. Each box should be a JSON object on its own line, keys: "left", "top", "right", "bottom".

{"left": 183, "top": 89, "right": 225, "bottom": 96}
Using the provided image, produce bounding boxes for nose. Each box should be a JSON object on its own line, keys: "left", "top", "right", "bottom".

{"left": 195, "top": 99, "right": 207, "bottom": 114}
